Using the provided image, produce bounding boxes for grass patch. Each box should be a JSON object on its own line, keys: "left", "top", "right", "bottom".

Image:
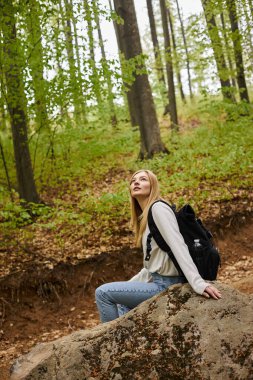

{"left": 0, "top": 99, "right": 252, "bottom": 237}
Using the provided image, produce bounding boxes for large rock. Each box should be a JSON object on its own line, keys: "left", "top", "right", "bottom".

{"left": 10, "top": 283, "right": 253, "bottom": 380}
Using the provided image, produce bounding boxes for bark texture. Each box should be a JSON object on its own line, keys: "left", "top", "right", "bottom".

{"left": 113, "top": 0, "right": 167, "bottom": 158}
{"left": 201, "top": 0, "right": 235, "bottom": 101}
{"left": 0, "top": 0, "right": 40, "bottom": 203}
{"left": 146, "top": 0, "right": 166, "bottom": 88}
{"left": 225, "top": 0, "right": 250, "bottom": 102}
{"left": 167, "top": 5, "right": 186, "bottom": 104}
{"left": 175, "top": 0, "right": 193, "bottom": 98}
{"left": 159, "top": 0, "right": 178, "bottom": 130}
{"left": 25, "top": 0, "right": 50, "bottom": 130}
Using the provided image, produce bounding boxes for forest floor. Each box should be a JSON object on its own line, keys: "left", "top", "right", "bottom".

{"left": 0, "top": 193, "right": 253, "bottom": 379}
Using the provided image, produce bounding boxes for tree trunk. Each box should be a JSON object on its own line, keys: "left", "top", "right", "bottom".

{"left": 0, "top": 1, "right": 40, "bottom": 203}
{"left": 242, "top": 0, "right": 253, "bottom": 64}
{"left": 0, "top": 87, "right": 7, "bottom": 131}
{"left": 146, "top": 0, "right": 168, "bottom": 109}
{"left": 59, "top": 0, "right": 83, "bottom": 123}
{"left": 175, "top": 0, "right": 193, "bottom": 99}
{"left": 225, "top": 0, "right": 250, "bottom": 102}
{"left": 248, "top": 0, "right": 253, "bottom": 17}
{"left": 167, "top": 4, "right": 186, "bottom": 104}
{"left": 110, "top": 0, "right": 138, "bottom": 126}
{"left": 220, "top": 12, "right": 237, "bottom": 91}
{"left": 201, "top": 0, "right": 235, "bottom": 101}
{"left": 25, "top": 0, "right": 50, "bottom": 131}
{"left": 68, "top": 0, "right": 87, "bottom": 122}
{"left": 159, "top": 0, "right": 178, "bottom": 130}
{"left": 0, "top": 138, "right": 13, "bottom": 201}
{"left": 92, "top": 0, "right": 117, "bottom": 126}
{"left": 83, "top": 0, "right": 102, "bottom": 106}
{"left": 54, "top": 17, "right": 68, "bottom": 120}
{"left": 0, "top": 37, "right": 8, "bottom": 131}
{"left": 113, "top": 0, "right": 168, "bottom": 158}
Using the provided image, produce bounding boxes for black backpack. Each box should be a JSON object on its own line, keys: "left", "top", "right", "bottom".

{"left": 147, "top": 200, "right": 221, "bottom": 281}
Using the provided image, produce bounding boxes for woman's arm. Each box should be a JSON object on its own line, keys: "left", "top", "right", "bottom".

{"left": 129, "top": 267, "right": 152, "bottom": 282}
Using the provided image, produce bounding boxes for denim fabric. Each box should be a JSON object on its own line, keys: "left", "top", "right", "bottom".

{"left": 95, "top": 273, "right": 184, "bottom": 323}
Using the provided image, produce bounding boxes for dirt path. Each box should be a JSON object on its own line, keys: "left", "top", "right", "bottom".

{"left": 0, "top": 215, "right": 252, "bottom": 379}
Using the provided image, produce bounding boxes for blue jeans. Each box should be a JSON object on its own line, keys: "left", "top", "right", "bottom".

{"left": 95, "top": 273, "right": 184, "bottom": 323}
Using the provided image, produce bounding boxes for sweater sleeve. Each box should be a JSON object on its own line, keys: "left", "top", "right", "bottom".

{"left": 129, "top": 267, "right": 152, "bottom": 283}
{"left": 152, "top": 202, "right": 209, "bottom": 295}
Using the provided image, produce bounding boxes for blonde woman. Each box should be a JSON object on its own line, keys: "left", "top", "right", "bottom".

{"left": 95, "top": 170, "right": 221, "bottom": 323}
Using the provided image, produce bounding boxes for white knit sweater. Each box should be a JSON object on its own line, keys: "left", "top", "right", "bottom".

{"left": 129, "top": 201, "right": 209, "bottom": 295}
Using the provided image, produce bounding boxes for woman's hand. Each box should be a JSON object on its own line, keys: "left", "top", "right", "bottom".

{"left": 202, "top": 285, "right": 222, "bottom": 300}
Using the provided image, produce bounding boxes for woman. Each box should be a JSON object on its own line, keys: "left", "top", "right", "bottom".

{"left": 95, "top": 170, "right": 222, "bottom": 323}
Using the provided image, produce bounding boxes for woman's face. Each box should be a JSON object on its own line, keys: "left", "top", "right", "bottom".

{"left": 130, "top": 171, "right": 151, "bottom": 200}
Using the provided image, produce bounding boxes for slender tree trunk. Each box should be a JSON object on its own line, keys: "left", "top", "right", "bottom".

{"left": 0, "top": 138, "right": 13, "bottom": 201}
{"left": 225, "top": 0, "right": 250, "bottom": 102}
{"left": 83, "top": 0, "right": 102, "bottom": 106}
{"left": 146, "top": 0, "right": 168, "bottom": 109}
{"left": 69, "top": 0, "right": 87, "bottom": 122}
{"left": 248, "top": 0, "right": 253, "bottom": 17}
{"left": 0, "top": 87, "right": 7, "bottom": 130}
{"left": 92, "top": 0, "right": 117, "bottom": 126}
{"left": 25, "top": 0, "right": 50, "bottom": 131}
{"left": 0, "top": 1, "right": 40, "bottom": 203}
{"left": 0, "top": 37, "right": 8, "bottom": 130}
{"left": 175, "top": 0, "right": 193, "bottom": 99}
{"left": 108, "top": 0, "right": 129, "bottom": 119}
{"left": 242, "top": 0, "right": 253, "bottom": 62}
{"left": 146, "top": 0, "right": 166, "bottom": 84}
{"left": 220, "top": 12, "right": 237, "bottom": 90}
{"left": 54, "top": 17, "right": 67, "bottom": 120}
{"left": 201, "top": 0, "right": 235, "bottom": 101}
{"left": 69, "top": 0, "right": 81, "bottom": 70}
{"left": 167, "top": 4, "right": 186, "bottom": 104}
{"left": 159, "top": 0, "right": 178, "bottom": 130}
{"left": 113, "top": 0, "right": 168, "bottom": 158}
{"left": 59, "top": 0, "right": 82, "bottom": 123}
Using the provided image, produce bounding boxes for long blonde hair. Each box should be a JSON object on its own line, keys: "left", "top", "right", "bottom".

{"left": 129, "top": 170, "right": 161, "bottom": 247}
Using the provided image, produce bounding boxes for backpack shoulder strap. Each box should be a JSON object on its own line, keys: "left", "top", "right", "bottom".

{"left": 148, "top": 200, "right": 172, "bottom": 252}
{"left": 147, "top": 200, "right": 184, "bottom": 276}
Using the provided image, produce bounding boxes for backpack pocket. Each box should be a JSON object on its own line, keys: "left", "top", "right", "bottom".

{"left": 190, "top": 239, "right": 221, "bottom": 281}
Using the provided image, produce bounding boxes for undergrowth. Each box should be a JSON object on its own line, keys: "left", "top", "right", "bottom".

{"left": 0, "top": 99, "right": 252, "bottom": 238}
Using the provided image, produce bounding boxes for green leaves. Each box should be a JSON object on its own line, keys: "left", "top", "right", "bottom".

{"left": 120, "top": 53, "right": 149, "bottom": 86}
{"left": 0, "top": 201, "right": 52, "bottom": 228}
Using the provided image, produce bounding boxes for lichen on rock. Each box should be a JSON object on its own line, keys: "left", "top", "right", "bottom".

{"left": 10, "top": 283, "right": 253, "bottom": 380}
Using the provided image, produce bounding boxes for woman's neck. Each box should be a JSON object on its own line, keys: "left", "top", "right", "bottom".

{"left": 137, "top": 197, "right": 149, "bottom": 211}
